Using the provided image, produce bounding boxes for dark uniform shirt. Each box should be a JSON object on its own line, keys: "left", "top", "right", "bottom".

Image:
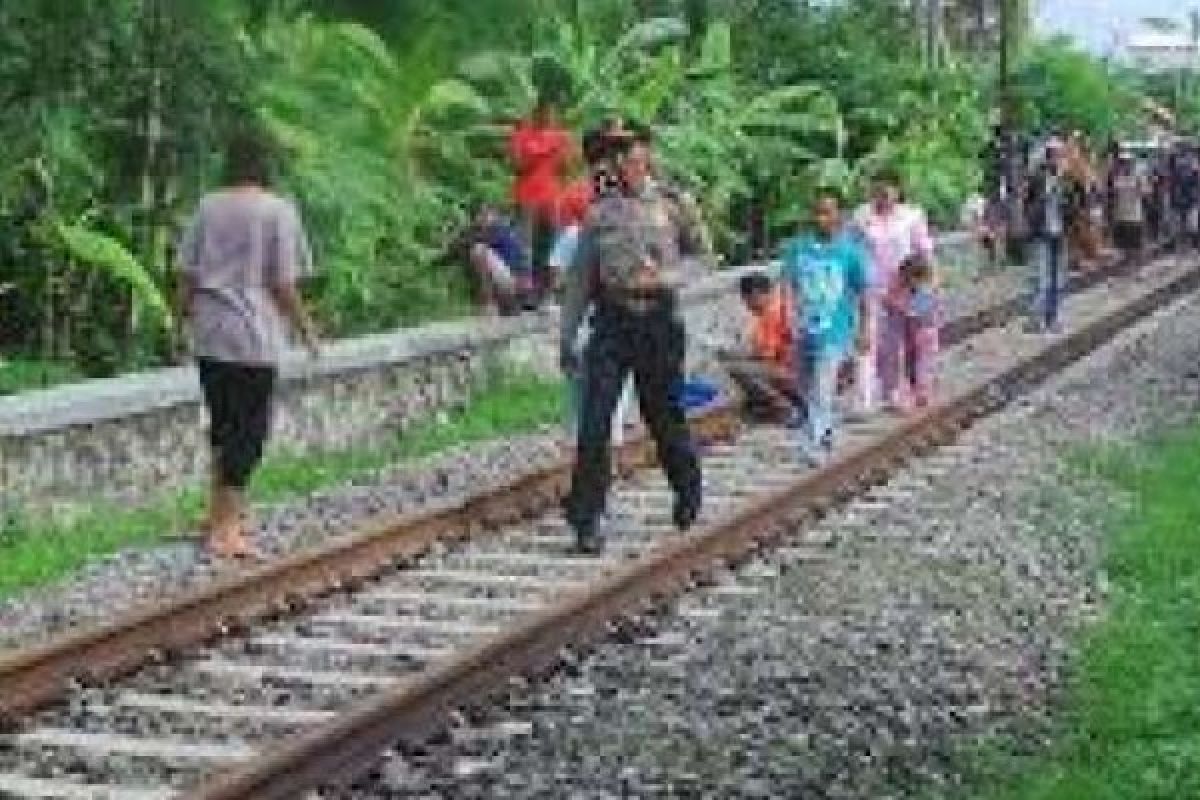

{"left": 561, "top": 181, "right": 708, "bottom": 351}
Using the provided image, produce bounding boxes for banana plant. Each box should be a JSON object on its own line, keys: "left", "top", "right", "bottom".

{"left": 409, "top": 15, "right": 846, "bottom": 257}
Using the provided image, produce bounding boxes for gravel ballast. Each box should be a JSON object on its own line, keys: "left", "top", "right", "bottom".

{"left": 320, "top": 283, "right": 1200, "bottom": 799}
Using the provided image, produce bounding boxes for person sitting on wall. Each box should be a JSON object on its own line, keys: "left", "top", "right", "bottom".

{"left": 465, "top": 204, "right": 530, "bottom": 317}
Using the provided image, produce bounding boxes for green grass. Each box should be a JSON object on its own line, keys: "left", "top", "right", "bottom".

{"left": 0, "top": 372, "right": 564, "bottom": 599}
{"left": 953, "top": 425, "right": 1200, "bottom": 800}
{"left": 0, "top": 357, "right": 85, "bottom": 396}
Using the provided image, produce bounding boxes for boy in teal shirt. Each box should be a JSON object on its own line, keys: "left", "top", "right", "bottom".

{"left": 780, "top": 192, "right": 870, "bottom": 465}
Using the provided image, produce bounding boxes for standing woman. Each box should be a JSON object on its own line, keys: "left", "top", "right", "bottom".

{"left": 177, "top": 130, "right": 320, "bottom": 558}
{"left": 852, "top": 169, "right": 935, "bottom": 413}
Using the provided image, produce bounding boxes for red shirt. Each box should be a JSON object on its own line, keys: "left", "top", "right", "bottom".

{"left": 750, "top": 290, "right": 793, "bottom": 371}
{"left": 552, "top": 179, "right": 592, "bottom": 228}
{"left": 509, "top": 120, "right": 571, "bottom": 218}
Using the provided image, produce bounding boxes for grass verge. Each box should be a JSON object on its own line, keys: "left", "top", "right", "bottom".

{"left": 0, "top": 371, "right": 564, "bottom": 599}
{"left": 951, "top": 425, "right": 1200, "bottom": 799}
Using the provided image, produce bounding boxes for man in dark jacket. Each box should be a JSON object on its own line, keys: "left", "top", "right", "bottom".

{"left": 1024, "top": 138, "right": 1084, "bottom": 333}
{"left": 1171, "top": 148, "right": 1200, "bottom": 251}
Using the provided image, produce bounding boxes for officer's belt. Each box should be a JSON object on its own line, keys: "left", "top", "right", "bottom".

{"left": 596, "top": 285, "right": 678, "bottom": 315}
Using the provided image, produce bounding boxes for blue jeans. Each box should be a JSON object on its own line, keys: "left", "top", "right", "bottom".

{"left": 1028, "top": 235, "right": 1067, "bottom": 328}
{"left": 800, "top": 349, "right": 841, "bottom": 446}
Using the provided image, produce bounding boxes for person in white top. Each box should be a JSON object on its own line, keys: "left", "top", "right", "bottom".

{"left": 851, "top": 170, "right": 935, "bottom": 413}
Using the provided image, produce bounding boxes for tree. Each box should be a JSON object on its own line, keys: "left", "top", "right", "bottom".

{"left": 1015, "top": 36, "right": 1138, "bottom": 139}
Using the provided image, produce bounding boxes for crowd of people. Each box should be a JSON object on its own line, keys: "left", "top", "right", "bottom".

{"left": 174, "top": 107, "right": 1194, "bottom": 559}
{"left": 978, "top": 130, "right": 1200, "bottom": 332}
{"left": 458, "top": 112, "right": 945, "bottom": 553}
{"left": 719, "top": 170, "right": 938, "bottom": 468}
{"left": 456, "top": 101, "right": 713, "bottom": 318}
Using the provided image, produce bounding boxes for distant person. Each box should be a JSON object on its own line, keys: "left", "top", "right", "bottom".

{"left": 718, "top": 271, "right": 799, "bottom": 424}
{"left": 1024, "top": 137, "right": 1083, "bottom": 333}
{"left": 852, "top": 169, "right": 935, "bottom": 414}
{"left": 466, "top": 205, "right": 529, "bottom": 316}
{"left": 177, "top": 130, "right": 319, "bottom": 559}
{"left": 1171, "top": 149, "right": 1200, "bottom": 251}
{"left": 781, "top": 191, "right": 869, "bottom": 465}
{"left": 1109, "top": 154, "right": 1147, "bottom": 268}
{"left": 1146, "top": 154, "right": 1169, "bottom": 243}
{"left": 961, "top": 191, "right": 998, "bottom": 267}
{"left": 508, "top": 97, "right": 572, "bottom": 302}
{"left": 1065, "top": 131, "right": 1100, "bottom": 267}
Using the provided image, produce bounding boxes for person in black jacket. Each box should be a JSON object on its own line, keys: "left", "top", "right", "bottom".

{"left": 1024, "top": 138, "right": 1085, "bottom": 333}
{"left": 1171, "top": 147, "right": 1200, "bottom": 251}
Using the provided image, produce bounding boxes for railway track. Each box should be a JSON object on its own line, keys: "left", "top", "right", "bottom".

{"left": 0, "top": 254, "right": 1193, "bottom": 800}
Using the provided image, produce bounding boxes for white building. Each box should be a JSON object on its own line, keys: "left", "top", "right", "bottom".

{"left": 1124, "top": 29, "right": 1198, "bottom": 72}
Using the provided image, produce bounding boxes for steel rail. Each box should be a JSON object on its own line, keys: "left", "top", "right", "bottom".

{"left": 0, "top": 253, "right": 1144, "bottom": 728}
{"left": 0, "top": 407, "right": 737, "bottom": 724}
{"left": 192, "top": 262, "right": 1200, "bottom": 800}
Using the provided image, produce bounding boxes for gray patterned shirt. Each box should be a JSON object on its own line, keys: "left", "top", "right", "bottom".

{"left": 180, "top": 189, "right": 312, "bottom": 366}
{"left": 561, "top": 183, "right": 688, "bottom": 351}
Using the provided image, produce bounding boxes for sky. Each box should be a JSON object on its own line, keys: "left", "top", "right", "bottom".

{"left": 1035, "top": 0, "right": 1195, "bottom": 54}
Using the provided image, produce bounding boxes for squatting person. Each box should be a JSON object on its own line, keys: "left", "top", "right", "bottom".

{"left": 176, "top": 130, "right": 320, "bottom": 559}
{"left": 560, "top": 124, "right": 703, "bottom": 555}
{"left": 718, "top": 271, "right": 800, "bottom": 424}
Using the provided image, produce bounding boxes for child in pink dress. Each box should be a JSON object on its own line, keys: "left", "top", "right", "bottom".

{"left": 890, "top": 256, "right": 940, "bottom": 410}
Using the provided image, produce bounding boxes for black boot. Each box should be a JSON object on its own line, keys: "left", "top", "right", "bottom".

{"left": 574, "top": 518, "right": 605, "bottom": 555}
{"left": 673, "top": 485, "right": 702, "bottom": 532}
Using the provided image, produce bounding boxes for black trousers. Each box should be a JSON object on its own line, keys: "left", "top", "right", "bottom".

{"left": 197, "top": 358, "right": 277, "bottom": 490}
{"left": 564, "top": 298, "right": 701, "bottom": 529}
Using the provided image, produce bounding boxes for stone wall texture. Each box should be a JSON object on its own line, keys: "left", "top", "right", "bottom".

{"left": 0, "top": 235, "right": 981, "bottom": 508}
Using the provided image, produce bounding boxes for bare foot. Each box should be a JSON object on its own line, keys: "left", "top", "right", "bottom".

{"left": 204, "top": 515, "right": 255, "bottom": 560}
{"left": 221, "top": 525, "right": 263, "bottom": 561}
{"left": 204, "top": 534, "right": 242, "bottom": 560}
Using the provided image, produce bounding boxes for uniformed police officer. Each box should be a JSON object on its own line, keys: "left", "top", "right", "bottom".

{"left": 560, "top": 125, "right": 703, "bottom": 555}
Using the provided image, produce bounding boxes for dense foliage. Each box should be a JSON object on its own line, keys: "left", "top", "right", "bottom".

{"left": 1015, "top": 37, "right": 1140, "bottom": 140}
{"left": 0, "top": 0, "right": 1132, "bottom": 386}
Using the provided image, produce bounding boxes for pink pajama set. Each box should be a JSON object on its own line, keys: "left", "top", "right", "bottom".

{"left": 851, "top": 204, "right": 937, "bottom": 411}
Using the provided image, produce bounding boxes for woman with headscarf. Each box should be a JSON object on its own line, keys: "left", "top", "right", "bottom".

{"left": 851, "top": 169, "right": 935, "bottom": 414}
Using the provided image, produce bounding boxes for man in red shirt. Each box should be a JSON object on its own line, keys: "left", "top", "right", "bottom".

{"left": 509, "top": 97, "right": 572, "bottom": 300}
{"left": 719, "top": 271, "right": 800, "bottom": 423}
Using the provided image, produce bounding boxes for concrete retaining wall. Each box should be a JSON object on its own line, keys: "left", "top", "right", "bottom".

{"left": 0, "top": 233, "right": 982, "bottom": 508}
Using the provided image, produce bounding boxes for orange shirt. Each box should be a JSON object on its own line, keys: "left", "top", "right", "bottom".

{"left": 749, "top": 290, "right": 793, "bottom": 370}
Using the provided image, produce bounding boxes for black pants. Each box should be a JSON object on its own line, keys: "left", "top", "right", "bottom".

{"left": 564, "top": 298, "right": 701, "bottom": 529}
{"left": 197, "top": 358, "right": 277, "bottom": 489}
{"left": 721, "top": 356, "right": 799, "bottom": 422}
